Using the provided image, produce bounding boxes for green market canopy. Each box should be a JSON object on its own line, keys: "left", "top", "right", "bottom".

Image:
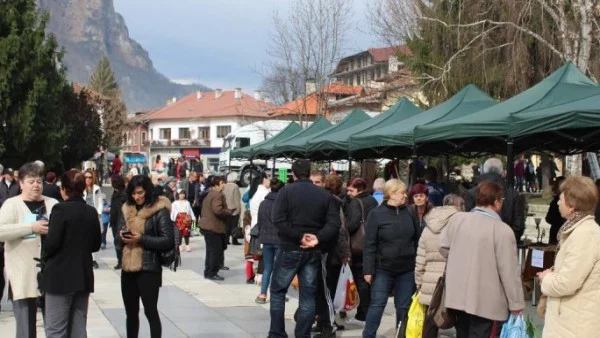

{"left": 306, "top": 98, "right": 421, "bottom": 160}
{"left": 256, "top": 117, "right": 332, "bottom": 159}
{"left": 414, "top": 62, "right": 600, "bottom": 155}
{"left": 350, "top": 84, "right": 496, "bottom": 159}
{"left": 230, "top": 121, "right": 301, "bottom": 159}
{"left": 272, "top": 109, "right": 371, "bottom": 159}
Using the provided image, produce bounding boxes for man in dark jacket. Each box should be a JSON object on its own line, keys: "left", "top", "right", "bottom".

{"left": 465, "top": 158, "right": 526, "bottom": 243}
{"left": 269, "top": 159, "right": 340, "bottom": 338}
{"left": 0, "top": 168, "right": 20, "bottom": 207}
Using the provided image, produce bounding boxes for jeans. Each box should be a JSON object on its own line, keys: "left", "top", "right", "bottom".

{"left": 363, "top": 269, "right": 415, "bottom": 338}
{"left": 269, "top": 249, "right": 321, "bottom": 338}
{"left": 101, "top": 222, "right": 109, "bottom": 245}
{"left": 45, "top": 291, "right": 90, "bottom": 338}
{"left": 203, "top": 231, "right": 223, "bottom": 277}
{"left": 121, "top": 271, "right": 162, "bottom": 338}
{"left": 260, "top": 244, "right": 279, "bottom": 295}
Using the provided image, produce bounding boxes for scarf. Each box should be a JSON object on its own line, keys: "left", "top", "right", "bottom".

{"left": 556, "top": 211, "right": 591, "bottom": 253}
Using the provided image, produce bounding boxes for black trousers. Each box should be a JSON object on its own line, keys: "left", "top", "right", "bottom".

{"left": 121, "top": 271, "right": 162, "bottom": 338}
{"left": 352, "top": 262, "right": 370, "bottom": 321}
{"left": 203, "top": 231, "right": 223, "bottom": 277}
{"left": 316, "top": 255, "right": 341, "bottom": 330}
{"left": 226, "top": 214, "right": 240, "bottom": 240}
{"left": 453, "top": 310, "right": 496, "bottom": 338}
{"left": 110, "top": 225, "right": 122, "bottom": 265}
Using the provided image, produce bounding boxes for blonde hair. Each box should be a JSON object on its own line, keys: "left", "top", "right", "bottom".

{"left": 383, "top": 179, "right": 407, "bottom": 200}
{"left": 560, "top": 176, "right": 598, "bottom": 213}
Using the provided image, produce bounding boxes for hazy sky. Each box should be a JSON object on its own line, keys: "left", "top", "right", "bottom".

{"left": 113, "top": 0, "right": 379, "bottom": 92}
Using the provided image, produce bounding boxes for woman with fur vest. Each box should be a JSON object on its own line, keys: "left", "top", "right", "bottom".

{"left": 119, "top": 175, "right": 174, "bottom": 338}
{"left": 415, "top": 194, "right": 464, "bottom": 337}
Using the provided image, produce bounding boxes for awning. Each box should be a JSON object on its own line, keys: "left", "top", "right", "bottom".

{"left": 182, "top": 149, "right": 200, "bottom": 159}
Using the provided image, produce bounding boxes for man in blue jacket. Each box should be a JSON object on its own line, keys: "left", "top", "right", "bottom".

{"left": 268, "top": 159, "right": 340, "bottom": 338}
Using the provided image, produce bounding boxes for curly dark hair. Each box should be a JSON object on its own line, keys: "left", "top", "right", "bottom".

{"left": 125, "top": 175, "right": 158, "bottom": 206}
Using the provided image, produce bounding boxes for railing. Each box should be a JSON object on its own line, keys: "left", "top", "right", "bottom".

{"left": 148, "top": 139, "right": 211, "bottom": 147}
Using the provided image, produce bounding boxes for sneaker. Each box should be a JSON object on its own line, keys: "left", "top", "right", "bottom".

{"left": 92, "top": 261, "right": 99, "bottom": 269}
{"left": 345, "top": 318, "right": 365, "bottom": 326}
{"left": 220, "top": 266, "right": 230, "bottom": 271}
{"left": 313, "top": 327, "right": 336, "bottom": 338}
{"left": 113, "top": 264, "right": 122, "bottom": 270}
{"left": 255, "top": 294, "right": 267, "bottom": 304}
{"left": 185, "top": 245, "right": 191, "bottom": 252}
{"left": 246, "top": 278, "right": 255, "bottom": 284}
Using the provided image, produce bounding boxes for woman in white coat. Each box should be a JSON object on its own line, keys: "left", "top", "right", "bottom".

{"left": 171, "top": 190, "right": 196, "bottom": 252}
{"left": 246, "top": 172, "right": 270, "bottom": 284}
{"left": 83, "top": 169, "right": 103, "bottom": 269}
{"left": 0, "top": 162, "right": 59, "bottom": 338}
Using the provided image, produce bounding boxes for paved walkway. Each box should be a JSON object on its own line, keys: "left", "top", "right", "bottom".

{"left": 0, "top": 234, "right": 409, "bottom": 337}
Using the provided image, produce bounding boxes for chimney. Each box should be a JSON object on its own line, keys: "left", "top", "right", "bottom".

{"left": 234, "top": 88, "right": 242, "bottom": 99}
{"left": 215, "top": 89, "right": 222, "bottom": 99}
{"left": 305, "top": 79, "right": 317, "bottom": 95}
{"left": 196, "top": 90, "right": 202, "bottom": 100}
{"left": 254, "top": 90, "right": 262, "bottom": 101}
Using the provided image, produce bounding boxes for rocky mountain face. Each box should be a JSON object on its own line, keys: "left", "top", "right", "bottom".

{"left": 36, "top": 0, "right": 209, "bottom": 111}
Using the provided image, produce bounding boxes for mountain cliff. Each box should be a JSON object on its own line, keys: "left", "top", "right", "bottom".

{"left": 36, "top": 0, "right": 209, "bottom": 111}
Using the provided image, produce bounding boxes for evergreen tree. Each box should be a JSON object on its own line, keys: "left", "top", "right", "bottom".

{"left": 0, "top": 0, "right": 70, "bottom": 165}
{"left": 61, "top": 89, "right": 103, "bottom": 169}
{"left": 89, "top": 56, "right": 126, "bottom": 151}
{"left": 90, "top": 57, "right": 119, "bottom": 98}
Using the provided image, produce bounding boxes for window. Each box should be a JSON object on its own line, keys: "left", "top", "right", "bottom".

{"left": 159, "top": 128, "right": 171, "bottom": 140}
{"left": 179, "top": 127, "right": 191, "bottom": 139}
{"left": 216, "top": 125, "right": 232, "bottom": 138}
{"left": 141, "top": 132, "right": 147, "bottom": 143}
{"left": 198, "top": 127, "right": 210, "bottom": 139}
{"left": 236, "top": 137, "right": 250, "bottom": 149}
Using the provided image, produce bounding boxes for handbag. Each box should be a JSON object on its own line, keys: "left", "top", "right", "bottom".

{"left": 350, "top": 198, "right": 366, "bottom": 256}
{"left": 426, "top": 267, "right": 455, "bottom": 329}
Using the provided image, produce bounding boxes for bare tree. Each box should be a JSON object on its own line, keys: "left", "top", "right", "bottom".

{"left": 260, "top": 0, "right": 352, "bottom": 120}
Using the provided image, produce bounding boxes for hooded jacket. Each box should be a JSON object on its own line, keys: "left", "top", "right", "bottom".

{"left": 465, "top": 173, "right": 525, "bottom": 242}
{"left": 415, "top": 206, "right": 459, "bottom": 305}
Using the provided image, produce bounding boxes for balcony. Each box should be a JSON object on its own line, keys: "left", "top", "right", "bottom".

{"left": 147, "top": 138, "right": 211, "bottom": 148}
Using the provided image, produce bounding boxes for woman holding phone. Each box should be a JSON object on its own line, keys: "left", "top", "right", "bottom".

{"left": 0, "top": 162, "right": 59, "bottom": 338}
{"left": 118, "top": 175, "right": 173, "bottom": 338}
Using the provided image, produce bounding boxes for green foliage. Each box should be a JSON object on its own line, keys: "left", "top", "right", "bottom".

{"left": 89, "top": 56, "right": 127, "bottom": 150}
{"left": 404, "top": 0, "right": 564, "bottom": 105}
{"left": 90, "top": 57, "right": 119, "bottom": 98}
{"left": 0, "top": 0, "right": 103, "bottom": 168}
{"left": 61, "top": 90, "right": 103, "bottom": 169}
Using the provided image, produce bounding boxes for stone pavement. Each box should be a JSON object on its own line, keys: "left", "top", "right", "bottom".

{"left": 0, "top": 233, "right": 410, "bottom": 338}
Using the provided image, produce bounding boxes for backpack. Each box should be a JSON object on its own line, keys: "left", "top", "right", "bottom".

{"left": 159, "top": 222, "right": 181, "bottom": 271}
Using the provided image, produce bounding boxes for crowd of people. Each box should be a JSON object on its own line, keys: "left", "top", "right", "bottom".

{"left": 0, "top": 154, "right": 599, "bottom": 338}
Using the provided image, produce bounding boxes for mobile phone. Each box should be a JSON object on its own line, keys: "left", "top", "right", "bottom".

{"left": 121, "top": 231, "right": 132, "bottom": 237}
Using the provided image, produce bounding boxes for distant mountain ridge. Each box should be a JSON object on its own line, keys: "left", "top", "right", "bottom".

{"left": 36, "top": 0, "right": 210, "bottom": 111}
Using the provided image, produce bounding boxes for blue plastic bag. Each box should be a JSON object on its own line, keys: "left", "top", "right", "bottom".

{"left": 500, "top": 314, "right": 531, "bottom": 338}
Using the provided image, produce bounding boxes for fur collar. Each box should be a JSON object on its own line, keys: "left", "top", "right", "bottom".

{"left": 121, "top": 196, "right": 171, "bottom": 272}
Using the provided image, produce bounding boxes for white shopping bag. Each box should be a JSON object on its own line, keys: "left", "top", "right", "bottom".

{"left": 333, "top": 263, "right": 359, "bottom": 312}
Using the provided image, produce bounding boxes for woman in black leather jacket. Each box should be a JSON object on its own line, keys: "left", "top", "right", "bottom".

{"left": 119, "top": 175, "right": 173, "bottom": 338}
